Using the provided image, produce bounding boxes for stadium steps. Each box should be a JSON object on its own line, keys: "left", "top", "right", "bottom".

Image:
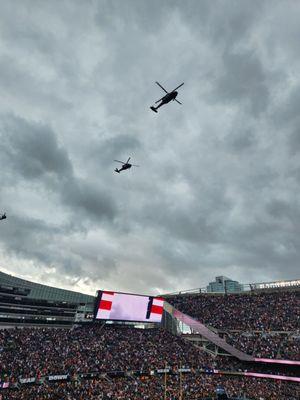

{"left": 253, "top": 335, "right": 259, "bottom": 356}
{"left": 277, "top": 336, "right": 287, "bottom": 359}
{"left": 183, "top": 335, "right": 225, "bottom": 357}
{"left": 185, "top": 338, "right": 217, "bottom": 356}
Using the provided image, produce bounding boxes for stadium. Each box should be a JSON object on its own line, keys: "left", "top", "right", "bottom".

{"left": 0, "top": 271, "right": 299, "bottom": 399}
{"left": 1, "top": 1, "right": 300, "bottom": 400}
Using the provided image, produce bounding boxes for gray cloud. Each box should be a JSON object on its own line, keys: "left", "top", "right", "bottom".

{"left": 0, "top": 114, "right": 117, "bottom": 223}
{"left": 214, "top": 50, "right": 269, "bottom": 116}
{"left": 1, "top": 115, "right": 73, "bottom": 179}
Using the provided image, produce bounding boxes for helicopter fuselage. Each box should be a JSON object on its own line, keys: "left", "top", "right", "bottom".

{"left": 122, "top": 163, "right": 131, "bottom": 170}
{"left": 161, "top": 91, "right": 178, "bottom": 104}
{"left": 115, "top": 163, "right": 131, "bottom": 173}
{"left": 151, "top": 81, "right": 183, "bottom": 113}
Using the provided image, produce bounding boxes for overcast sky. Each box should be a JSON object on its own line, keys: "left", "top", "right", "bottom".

{"left": 0, "top": 0, "right": 300, "bottom": 296}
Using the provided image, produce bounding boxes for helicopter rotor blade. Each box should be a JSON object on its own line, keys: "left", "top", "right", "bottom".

{"left": 126, "top": 157, "right": 131, "bottom": 164}
{"left": 114, "top": 160, "right": 125, "bottom": 164}
{"left": 171, "top": 82, "right": 184, "bottom": 92}
{"left": 131, "top": 164, "right": 139, "bottom": 167}
{"left": 175, "top": 99, "right": 182, "bottom": 105}
{"left": 155, "top": 81, "right": 168, "bottom": 94}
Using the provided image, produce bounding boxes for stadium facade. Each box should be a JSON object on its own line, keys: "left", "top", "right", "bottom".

{"left": 0, "top": 269, "right": 299, "bottom": 330}
{"left": 0, "top": 270, "right": 299, "bottom": 399}
{"left": 0, "top": 271, "right": 93, "bottom": 303}
{"left": 0, "top": 271, "right": 94, "bottom": 327}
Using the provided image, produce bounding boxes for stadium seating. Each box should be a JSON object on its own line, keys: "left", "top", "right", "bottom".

{"left": 168, "top": 290, "right": 299, "bottom": 331}
{"left": 168, "top": 290, "right": 300, "bottom": 361}
{"left": 1, "top": 288, "right": 299, "bottom": 399}
{"left": 221, "top": 332, "right": 300, "bottom": 359}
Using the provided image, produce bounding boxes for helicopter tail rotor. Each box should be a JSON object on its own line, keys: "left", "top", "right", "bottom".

{"left": 150, "top": 106, "right": 158, "bottom": 113}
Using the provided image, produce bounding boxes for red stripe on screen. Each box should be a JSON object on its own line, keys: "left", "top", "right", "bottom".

{"left": 99, "top": 300, "right": 112, "bottom": 310}
{"left": 151, "top": 305, "right": 163, "bottom": 314}
{"left": 103, "top": 291, "right": 114, "bottom": 295}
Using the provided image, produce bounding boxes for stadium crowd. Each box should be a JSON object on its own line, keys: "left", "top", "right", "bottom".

{"left": 1, "top": 289, "right": 299, "bottom": 398}
{"left": 222, "top": 332, "right": 300, "bottom": 359}
{"left": 169, "top": 290, "right": 300, "bottom": 360}
{"left": 280, "top": 336, "right": 300, "bottom": 360}
{"left": 2, "top": 374, "right": 299, "bottom": 399}
{"left": 168, "top": 290, "right": 299, "bottom": 331}
{"left": 0, "top": 325, "right": 215, "bottom": 381}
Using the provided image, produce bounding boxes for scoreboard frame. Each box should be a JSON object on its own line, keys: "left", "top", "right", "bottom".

{"left": 93, "top": 290, "right": 164, "bottom": 324}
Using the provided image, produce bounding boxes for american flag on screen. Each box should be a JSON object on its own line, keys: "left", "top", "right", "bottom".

{"left": 146, "top": 296, "right": 164, "bottom": 319}
{"left": 96, "top": 291, "right": 114, "bottom": 319}
{"left": 95, "top": 291, "right": 165, "bottom": 322}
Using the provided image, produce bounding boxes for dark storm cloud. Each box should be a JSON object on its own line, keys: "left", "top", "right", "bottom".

{"left": 288, "top": 128, "right": 300, "bottom": 156}
{"left": 0, "top": 0, "right": 300, "bottom": 295}
{"left": 0, "top": 215, "right": 65, "bottom": 263}
{"left": 0, "top": 56, "right": 72, "bottom": 113}
{"left": 135, "top": 180, "right": 232, "bottom": 246}
{"left": 226, "top": 128, "right": 257, "bottom": 153}
{"left": 0, "top": 114, "right": 117, "bottom": 223}
{"left": 215, "top": 50, "right": 269, "bottom": 116}
{"left": 1, "top": 115, "right": 73, "bottom": 179}
{"left": 179, "top": 0, "right": 265, "bottom": 44}
{"left": 61, "top": 177, "right": 116, "bottom": 221}
{"left": 95, "top": 0, "right": 174, "bottom": 33}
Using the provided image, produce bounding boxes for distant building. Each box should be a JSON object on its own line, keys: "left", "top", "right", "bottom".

{"left": 207, "top": 276, "right": 243, "bottom": 293}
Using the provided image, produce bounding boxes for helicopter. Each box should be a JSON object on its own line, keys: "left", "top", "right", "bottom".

{"left": 150, "top": 81, "right": 184, "bottom": 113}
{"left": 0, "top": 213, "right": 6, "bottom": 221}
{"left": 114, "top": 157, "right": 139, "bottom": 173}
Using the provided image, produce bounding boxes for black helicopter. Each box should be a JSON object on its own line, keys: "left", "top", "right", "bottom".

{"left": 114, "top": 157, "right": 139, "bottom": 173}
{"left": 0, "top": 213, "right": 6, "bottom": 221}
{"left": 150, "top": 81, "right": 184, "bottom": 113}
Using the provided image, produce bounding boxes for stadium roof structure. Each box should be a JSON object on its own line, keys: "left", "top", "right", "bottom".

{"left": 0, "top": 270, "right": 94, "bottom": 304}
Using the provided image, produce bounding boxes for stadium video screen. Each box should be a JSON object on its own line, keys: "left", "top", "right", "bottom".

{"left": 94, "top": 291, "right": 164, "bottom": 323}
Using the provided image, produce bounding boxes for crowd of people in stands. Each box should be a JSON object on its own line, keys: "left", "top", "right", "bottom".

{"left": 0, "top": 289, "right": 299, "bottom": 399}
{"left": 0, "top": 325, "right": 215, "bottom": 381}
{"left": 169, "top": 290, "right": 300, "bottom": 360}
{"left": 3, "top": 374, "right": 299, "bottom": 399}
{"left": 222, "top": 332, "right": 300, "bottom": 359}
{"left": 1, "top": 324, "right": 297, "bottom": 384}
{"left": 168, "top": 290, "right": 299, "bottom": 331}
{"left": 280, "top": 336, "right": 300, "bottom": 360}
